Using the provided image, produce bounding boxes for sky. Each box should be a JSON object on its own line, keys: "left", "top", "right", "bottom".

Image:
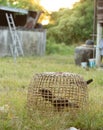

{"left": 40, "top": 0, "right": 80, "bottom": 12}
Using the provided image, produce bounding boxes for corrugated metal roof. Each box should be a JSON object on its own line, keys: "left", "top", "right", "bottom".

{"left": 0, "top": 6, "right": 28, "bottom": 14}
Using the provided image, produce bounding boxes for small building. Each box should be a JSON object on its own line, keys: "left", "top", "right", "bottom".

{"left": 0, "top": 6, "right": 46, "bottom": 57}
{"left": 95, "top": 0, "right": 103, "bottom": 66}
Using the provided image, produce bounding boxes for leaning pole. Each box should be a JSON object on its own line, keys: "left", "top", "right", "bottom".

{"left": 96, "top": 22, "right": 102, "bottom": 67}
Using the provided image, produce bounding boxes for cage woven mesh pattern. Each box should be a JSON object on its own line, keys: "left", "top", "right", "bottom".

{"left": 27, "top": 72, "right": 88, "bottom": 112}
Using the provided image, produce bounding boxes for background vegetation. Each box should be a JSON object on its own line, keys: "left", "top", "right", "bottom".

{"left": 46, "top": 0, "right": 94, "bottom": 45}
{"left": 0, "top": 0, "right": 43, "bottom": 10}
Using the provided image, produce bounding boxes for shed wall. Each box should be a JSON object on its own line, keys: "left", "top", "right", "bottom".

{"left": 0, "top": 28, "right": 46, "bottom": 56}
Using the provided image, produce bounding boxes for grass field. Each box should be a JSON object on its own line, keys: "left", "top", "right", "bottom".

{"left": 0, "top": 53, "right": 103, "bottom": 130}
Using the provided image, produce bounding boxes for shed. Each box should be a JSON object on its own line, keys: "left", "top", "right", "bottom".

{"left": 0, "top": 6, "right": 46, "bottom": 57}
{"left": 95, "top": 0, "right": 103, "bottom": 66}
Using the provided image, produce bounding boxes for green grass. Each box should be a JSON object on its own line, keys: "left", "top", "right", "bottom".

{"left": 0, "top": 53, "right": 103, "bottom": 130}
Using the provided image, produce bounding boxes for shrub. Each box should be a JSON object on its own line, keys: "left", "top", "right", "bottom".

{"left": 46, "top": 39, "right": 75, "bottom": 55}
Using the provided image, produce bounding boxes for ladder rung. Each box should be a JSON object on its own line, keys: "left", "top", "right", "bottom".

{"left": 9, "top": 22, "right": 13, "bottom": 24}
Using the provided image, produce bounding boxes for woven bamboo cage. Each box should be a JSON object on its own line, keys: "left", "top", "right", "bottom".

{"left": 27, "top": 72, "right": 89, "bottom": 113}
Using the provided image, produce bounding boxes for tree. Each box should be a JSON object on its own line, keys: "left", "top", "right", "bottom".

{"left": 47, "top": 0, "right": 94, "bottom": 45}
{"left": 0, "top": 0, "right": 43, "bottom": 11}
{"left": 0, "top": 0, "right": 8, "bottom": 5}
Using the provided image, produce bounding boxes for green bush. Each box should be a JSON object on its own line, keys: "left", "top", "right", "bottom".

{"left": 46, "top": 39, "right": 75, "bottom": 55}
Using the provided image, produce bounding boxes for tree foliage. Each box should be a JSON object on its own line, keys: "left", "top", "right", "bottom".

{"left": 0, "top": 0, "right": 43, "bottom": 11}
{"left": 47, "top": 0, "right": 94, "bottom": 45}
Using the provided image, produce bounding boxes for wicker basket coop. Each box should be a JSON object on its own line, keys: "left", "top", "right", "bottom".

{"left": 27, "top": 72, "right": 89, "bottom": 112}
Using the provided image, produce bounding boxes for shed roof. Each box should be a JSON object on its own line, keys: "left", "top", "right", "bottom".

{"left": 0, "top": 6, "right": 43, "bottom": 29}
{"left": 0, "top": 6, "right": 28, "bottom": 14}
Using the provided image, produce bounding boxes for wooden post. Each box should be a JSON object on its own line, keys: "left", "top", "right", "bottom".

{"left": 93, "top": 0, "right": 97, "bottom": 41}
{"left": 96, "top": 22, "right": 102, "bottom": 67}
